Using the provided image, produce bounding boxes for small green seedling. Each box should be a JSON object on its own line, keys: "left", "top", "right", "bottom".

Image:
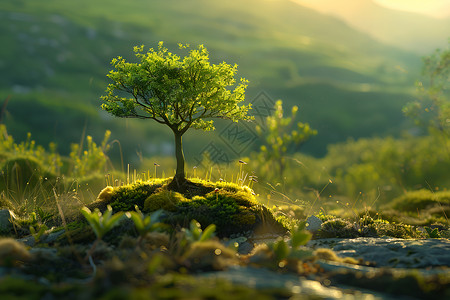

{"left": 29, "top": 224, "right": 48, "bottom": 244}
{"left": 126, "top": 206, "right": 167, "bottom": 242}
{"left": 36, "top": 207, "right": 53, "bottom": 224}
{"left": 270, "top": 224, "right": 313, "bottom": 262}
{"left": 184, "top": 220, "right": 216, "bottom": 242}
{"left": 81, "top": 205, "right": 124, "bottom": 240}
{"left": 81, "top": 205, "right": 124, "bottom": 263}
{"left": 424, "top": 226, "right": 441, "bottom": 238}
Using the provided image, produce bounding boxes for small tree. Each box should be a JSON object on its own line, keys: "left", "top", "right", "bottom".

{"left": 403, "top": 42, "right": 450, "bottom": 141}
{"left": 101, "top": 42, "right": 252, "bottom": 187}
{"left": 256, "top": 100, "right": 317, "bottom": 179}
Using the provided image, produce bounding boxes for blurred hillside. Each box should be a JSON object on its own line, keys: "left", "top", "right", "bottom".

{"left": 293, "top": 0, "right": 450, "bottom": 54}
{"left": 0, "top": 0, "right": 429, "bottom": 166}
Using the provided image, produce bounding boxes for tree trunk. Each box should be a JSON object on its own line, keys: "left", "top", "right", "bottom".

{"left": 171, "top": 130, "right": 186, "bottom": 186}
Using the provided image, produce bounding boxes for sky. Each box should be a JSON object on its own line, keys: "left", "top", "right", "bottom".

{"left": 374, "top": 0, "right": 450, "bottom": 18}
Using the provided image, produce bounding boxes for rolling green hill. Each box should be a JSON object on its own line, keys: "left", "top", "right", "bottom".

{"left": 0, "top": 0, "right": 423, "bottom": 164}
{"left": 293, "top": 0, "right": 450, "bottom": 54}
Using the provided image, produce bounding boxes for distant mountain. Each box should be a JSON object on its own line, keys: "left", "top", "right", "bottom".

{"left": 292, "top": 0, "right": 450, "bottom": 54}
{"left": 0, "top": 0, "right": 423, "bottom": 160}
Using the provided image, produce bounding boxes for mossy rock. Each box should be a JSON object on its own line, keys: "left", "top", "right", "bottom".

{"left": 152, "top": 182, "right": 286, "bottom": 237}
{"left": 86, "top": 179, "right": 171, "bottom": 213}
{"left": 388, "top": 189, "right": 450, "bottom": 212}
{"left": 86, "top": 179, "right": 287, "bottom": 238}
{"left": 144, "top": 190, "right": 186, "bottom": 212}
{"left": 317, "top": 218, "right": 359, "bottom": 238}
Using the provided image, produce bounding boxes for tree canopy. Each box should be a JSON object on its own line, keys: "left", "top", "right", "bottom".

{"left": 101, "top": 42, "right": 253, "bottom": 186}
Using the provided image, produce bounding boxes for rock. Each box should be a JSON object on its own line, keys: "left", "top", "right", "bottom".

{"left": 200, "top": 265, "right": 380, "bottom": 299}
{"left": 17, "top": 236, "right": 35, "bottom": 247}
{"left": 306, "top": 215, "right": 322, "bottom": 232}
{"left": 0, "top": 209, "right": 16, "bottom": 233}
{"left": 308, "top": 237, "right": 450, "bottom": 268}
{"left": 42, "top": 229, "right": 66, "bottom": 244}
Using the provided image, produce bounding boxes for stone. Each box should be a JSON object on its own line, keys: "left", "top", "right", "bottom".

{"left": 308, "top": 237, "right": 450, "bottom": 268}
{"left": 200, "top": 265, "right": 380, "bottom": 299}
{"left": 0, "top": 209, "right": 16, "bottom": 233}
{"left": 306, "top": 215, "right": 322, "bottom": 232}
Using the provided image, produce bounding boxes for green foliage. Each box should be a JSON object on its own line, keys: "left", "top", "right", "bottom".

{"left": 264, "top": 134, "right": 450, "bottom": 207}
{"left": 269, "top": 225, "right": 313, "bottom": 262}
{"left": 0, "top": 125, "right": 62, "bottom": 174}
{"left": 403, "top": 41, "right": 450, "bottom": 139}
{"left": 290, "top": 222, "right": 312, "bottom": 248}
{"left": 126, "top": 206, "right": 167, "bottom": 240}
{"left": 0, "top": 0, "right": 424, "bottom": 161}
{"left": 29, "top": 223, "right": 48, "bottom": 244}
{"left": 388, "top": 189, "right": 450, "bottom": 212}
{"left": 68, "top": 131, "right": 111, "bottom": 178}
{"left": 80, "top": 205, "right": 124, "bottom": 240}
{"left": 102, "top": 42, "right": 252, "bottom": 132}
{"left": 101, "top": 42, "right": 253, "bottom": 181}
{"left": 424, "top": 226, "right": 441, "bottom": 238}
{"left": 183, "top": 219, "right": 216, "bottom": 243}
{"left": 255, "top": 100, "right": 317, "bottom": 180}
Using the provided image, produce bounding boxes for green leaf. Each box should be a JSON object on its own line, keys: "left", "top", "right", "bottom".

{"left": 291, "top": 230, "right": 312, "bottom": 248}
{"left": 273, "top": 239, "right": 290, "bottom": 261}
{"left": 199, "top": 224, "right": 216, "bottom": 242}
{"left": 190, "top": 220, "right": 202, "bottom": 240}
{"left": 289, "top": 248, "right": 314, "bottom": 260}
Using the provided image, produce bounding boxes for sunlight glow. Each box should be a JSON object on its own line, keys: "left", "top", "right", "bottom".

{"left": 293, "top": 0, "right": 450, "bottom": 18}
{"left": 374, "top": 0, "right": 450, "bottom": 18}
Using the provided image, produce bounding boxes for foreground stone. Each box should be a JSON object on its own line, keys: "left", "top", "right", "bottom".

{"left": 307, "top": 237, "right": 450, "bottom": 268}
{"left": 201, "top": 265, "right": 391, "bottom": 300}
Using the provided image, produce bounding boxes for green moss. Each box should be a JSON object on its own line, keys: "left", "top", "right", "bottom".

{"left": 87, "top": 179, "right": 170, "bottom": 212}
{"left": 370, "top": 222, "right": 420, "bottom": 239}
{"left": 318, "top": 218, "right": 358, "bottom": 238}
{"left": 144, "top": 190, "right": 185, "bottom": 212}
{"left": 84, "top": 179, "right": 286, "bottom": 238}
{"left": 389, "top": 189, "right": 450, "bottom": 212}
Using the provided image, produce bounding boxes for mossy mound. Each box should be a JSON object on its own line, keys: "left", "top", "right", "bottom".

{"left": 377, "top": 189, "right": 450, "bottom": 226}
{"left": 87, "top": 178, "right": 287, "bottom": 238}
{"left": 388, "top": 189, "right": 450, "bottom": 212}
{"left": 87, "top": 178, "right": 171, "bottom": 213}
